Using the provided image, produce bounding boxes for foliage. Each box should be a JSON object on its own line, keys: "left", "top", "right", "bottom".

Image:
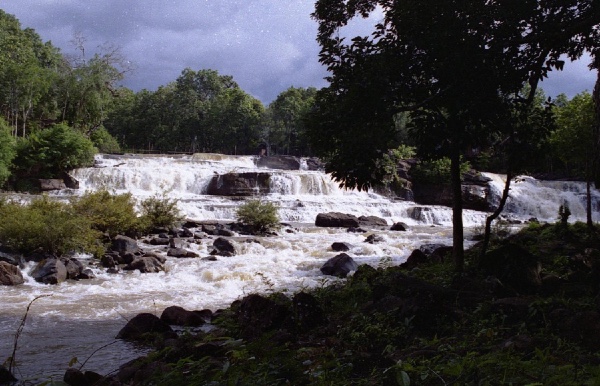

{"left": 551, "top": 91, "right": 596, "bottom": 178}
{"left": 235, "top": 199, "right": 280, "bottom": 233}
{"left": 12, "top": 123, "right": 96, "bottom": 179}
{"left": 138, "top": 193, "right": 183, "bottom": 231}
{"left": 0, "top": 118, "right": 15, "bottom": 187}
{"left": 411, "top": 157, "right": 471, "bottom": 184}
{"left": 0, "top": 196, "right": 99, "bottom": 256}
{"left": 90, "top": 126, "right": 121, "bottom": 154}
{"left": 71, "top": 190, "right": 139, "bottom": 237}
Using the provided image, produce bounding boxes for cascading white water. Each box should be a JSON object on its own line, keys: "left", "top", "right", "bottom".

{"left": 1, "top": 154, "right": 598, "bottom": 382}
{"left": 484, "top": 173, "right": 600, "bottom": 222}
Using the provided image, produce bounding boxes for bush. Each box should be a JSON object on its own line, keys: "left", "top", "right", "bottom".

{"left": 12, "top": 123, "right": 96, "bottom": 179}
{"left": 90, "top": 126, "right": 121, "bottom": 154}
{"left": 236, "top": 199, "right": 280, "bottom": 234}
{"left": 0, "top": 118, "right": 16, "bottom": 187}
{"left": 0, "top": 196, "right": 100, "bottom": 256}
{"left": 71, "top": 190, "right": 139, "bottom": 237}
{"left": 138, "top": 193, "right": 182, "bottom": 231}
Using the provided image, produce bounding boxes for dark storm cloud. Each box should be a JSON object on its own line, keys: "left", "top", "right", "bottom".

{"left": 1, "top": 1, "right": 596, "bottom": 103}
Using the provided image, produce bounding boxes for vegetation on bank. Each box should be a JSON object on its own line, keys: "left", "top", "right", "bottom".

{"left": 0, "top": 191, "right": 182, "bottom": 257}
{"left": 101, "top": 220, "right": 600, "bottom": 385}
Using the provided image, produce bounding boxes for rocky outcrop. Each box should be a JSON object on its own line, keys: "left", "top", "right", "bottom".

{"left": 206, "top": 172, "right": 271, "bottom": 196}
{"left": 212, "top": 237, "right": 236, "bottom": 256}
{"left": 0, "top": 261, "right": 24, "bottom": 285}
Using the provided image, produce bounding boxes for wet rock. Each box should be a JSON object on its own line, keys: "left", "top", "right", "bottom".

{"left": 315, "top": 212, "right": 360, "bottom": 228}
{"left": 39, "top": 178, "right": 66, "bottom": 191}
{"left": 320, "top": 253, "right": 358, "bottom": 278}
{"left": 213, "top": 237, "right": 236, "bottom": 256}
{"left": 390, "top": 222, "right": 409, "bottom": 231}
{"left": 124, "top": 256, "right": 164, "bottom": 273}
{"left": 31, "top": 258, "right": 67, "bottom": 284}
{"left": 111, "top": 235, "right": 140, "bottom": 256}
{"left": 160, "top": 306, "right": 206, "bottom": 326}
{"left": 358, "top": 215, "right": 388, "bottom": 227}
{"left": 347, "top": 227, "right": 367, "bottom": 233}
{"left": 365, "top": 234, "right": 385, "bottom": 244}
{"left": 63, "top": 368, "right": 103, "bottom": 386}
{"left": 400, "top": 249, "right": 429, "bottom": 270}
{"left": 0, "top": 250, "right": 22, "bottom": 266}
{"left": 167, "top": 248, "right": 199, "bottom": 258}
{"left": 60, "top": 257, "right": 84, "bottom": 280}
{"left": 0, "top": 261, "right": 24, "bottom": 285}
{"left": 149, "top": 237, "right": 170, "bottom": 246}
{"left": 116, "top": 313, "right": 176, "bottom": 341}
{"left": 331, "top": 242, "right": 352, "bottom": 252}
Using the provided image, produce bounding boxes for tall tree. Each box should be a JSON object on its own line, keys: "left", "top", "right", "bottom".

{"left": 310, "top": 0, "right": 600, "bottom": 270}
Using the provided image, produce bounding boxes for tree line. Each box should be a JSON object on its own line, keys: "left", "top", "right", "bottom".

{"left": 0, "top": 6, "right": 598, "bottom": 198}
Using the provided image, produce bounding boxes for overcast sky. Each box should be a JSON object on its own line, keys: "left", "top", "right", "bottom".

{"left": 1, "top": 1, "right": 597, "bottom": 104}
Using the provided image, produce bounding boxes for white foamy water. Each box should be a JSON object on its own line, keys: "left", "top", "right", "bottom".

{"left": 1, "top": 154, "right": 598, "bottom": 382}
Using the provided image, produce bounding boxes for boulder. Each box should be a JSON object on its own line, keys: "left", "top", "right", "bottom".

{"left": 365, "top": 234, "right": 385, "bottom": 244}
{"left": 149, "top": 237, "right": 170, "bottom": 246}
{"left": 60, "top": 257, "right": 84, "bottom": 280}
{"left": 0, "top": 261, "right": 24, "bottom": 285}
{"left": 390, "top": 222, "right": 409, "bottom": 231}
{"left": 315, "top": 212, "right": 360, "bottom": 228}
{"left": 206, "top": 172, "right": 271, "bottom": 196}
{"left": 400, "top": 249, "right": 429, "bottom": 270}
{"left": 167, "top": 248, "right": 199, "bottom": 258}
{"left": 331, "top": 242, "right": 352, "bottom": 252}
{"left": 116, "top": 313, "right": 176, "bottom": 341}
{"left": 111, "top": 235, "right": 140, "bottom": 256}
{"left": 160, "top": 306, "right": 206, "bottom": 326}
{"left": 320, "top": 253, "right": 358, "bottom": 278}
{"left": 124, "top": 256, "right": 164, "bottom": 273}
{"left": 358, "top": 215, "right": 388, "bottom": 227}
{"left": 0, "top": 250, "right": 22, "bottom": 266}
{"left": 39, "top": 179, "right": 66, "bottom": 191}
{"left": 63, "top": 368, "right": 102, "bottom": 386}
{"left": 213, "top": 237, "right": 236, "bottom": 256}
{"left": 31, "top": 258, "right": 67, "bottom": 284}
{"left": 60, "top": 172, "right": 80, "bottom": 189}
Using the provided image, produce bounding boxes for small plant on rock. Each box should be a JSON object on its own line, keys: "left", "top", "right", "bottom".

{"left": 138, "top": 192, "right": 183, "bottom": 231}
{"left": 236, "top": 199, "right": 280, "bottom": 234}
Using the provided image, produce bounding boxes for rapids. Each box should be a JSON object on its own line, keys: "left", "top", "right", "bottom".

{"left": 0, "top": 153, "right": 598, "bottom": 382}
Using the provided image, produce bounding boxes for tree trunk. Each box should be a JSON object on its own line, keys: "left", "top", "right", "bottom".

{"left": 450, "top": 147, "right": 464, "bottom": 272}
{"left": 480, "top": 169, "right": 513, "bottom": 259}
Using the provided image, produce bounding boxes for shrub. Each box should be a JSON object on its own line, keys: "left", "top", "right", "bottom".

{"left": 0, "top": 196, "right": 100, "bottom": 256}
{"left": 138, "top": 193, "right": 182, "bottom": 231}
{"left": 12, "top": 123, "right": 96, "bottom": 179}
{"left": 71, "top": 190, "right": 139, "bottom": 237}
{"left": 90, "top": 126, "right": 121, "bottom": 154}
{"left": 236, "top": 199, "right": 280, "bottom": 234}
